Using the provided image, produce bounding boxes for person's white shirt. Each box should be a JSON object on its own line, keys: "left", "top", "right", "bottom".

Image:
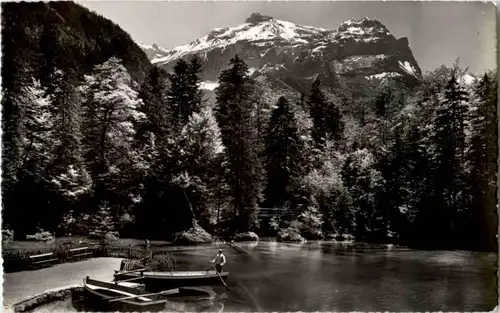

{"left": 211, "top": 252, "right": 226, "bottom": 266}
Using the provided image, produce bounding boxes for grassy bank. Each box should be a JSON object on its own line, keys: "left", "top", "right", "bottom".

{"left": 2, "top": 237, "right": 169, "bottom": 273}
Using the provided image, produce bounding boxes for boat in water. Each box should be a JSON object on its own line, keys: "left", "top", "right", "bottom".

{"left": 83, "top": 276, "right": 221, "bottom": 312}
{"left": 113, "top": 269, "right": 230, "bottom": 292}
{"left": 82, "top": 276, "right": 170, "bottom": 312}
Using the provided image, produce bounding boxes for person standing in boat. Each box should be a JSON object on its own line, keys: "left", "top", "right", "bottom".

{"left": 210, "top": 249, "right": 226, "bottom": 273}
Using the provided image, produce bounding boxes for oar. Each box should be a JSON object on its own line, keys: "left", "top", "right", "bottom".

{"left": 108, "top": 288, "right": 179, "bottom": 303}
{"left": 210, "top": 262, "right": 230, "bottom": 291}
{"left": 114, "top": 276, "right": 144, "bottom": 283}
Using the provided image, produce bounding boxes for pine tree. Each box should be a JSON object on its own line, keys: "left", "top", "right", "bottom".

{"left": 467, "top": 72, "right": 498, "bottom": 251}
{"left": 48, "top": 69, "right": 92, "bottom": 203}
{"left": 138, "top": 66, "right": 170, "bottom": 136}
{"left": 215, "top": 54, "right": 264, "bottom": 232}
{"left": 188, "top": 55, "right": 204, "bottom": 111}
{"left": 1, "top": 91, "right": 24, "bottom": 232}
{"left": 39, "top": 22, "right": 59, "bottom": 87}
{"left": 308, "top": 79, "right": 327, "bottom": 145}
{"left": 380, "top": 126, "right": 409, "bottom": 238}
{"left": 264, "top": 96, "right": 302, "bottom": 209}
{"left": 308, "top": 79, "right": 343, "bottom": 147}
{"left": 429, "top": 67, "right": 469, "bottom": 244}
{"left": 167, "top": 56, "right": 204, "bottom": 128}
{"left": 136, "top": 66, "right": 171, "bottom": 178}
{"left": 324, "top": 96, "right": 344, "bottom": 143}
{"left": 91, "top": 202, "right": 118, "bottom": 253}
{"left": 340, "top": 148, "right": 383, "bottom": 239}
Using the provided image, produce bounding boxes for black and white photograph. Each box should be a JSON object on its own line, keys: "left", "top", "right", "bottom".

{"left": 1, "top": 1, "right": 498, "bottom": 312}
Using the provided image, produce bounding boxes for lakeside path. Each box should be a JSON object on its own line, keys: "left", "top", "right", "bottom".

{"left": 3, "top": 257, "right": 123, "bottom": 312}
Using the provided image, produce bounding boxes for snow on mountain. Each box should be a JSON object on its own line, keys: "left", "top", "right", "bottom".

{"left": 366, "top": 72, "right": 402, "bottom": 82}
{"left": 199, "top": 81, "right": 220, "bottom": 91}
{"left": 460, "top": 73, "right": 476, "bottom": 85}
{"left": 141, "top": 13, "right": 422, "bottom": 94}
{"left": 137, "top": 42, "right": 157, "bottom": 51}
{"left": 334, "top": 17, "right": 392, "bottom": 43}
{"left": 138, "top": 42, "right": 170, "bottom": 60}
{"left": 151, "top": 13, "right": 332, "bottom": 66}
{"left": 398, "top": 60, "right": 419, "bottom": 78}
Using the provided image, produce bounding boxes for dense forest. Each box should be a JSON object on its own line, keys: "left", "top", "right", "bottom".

{"left": 2, "top": 2, "right": 497, "bottom": 252}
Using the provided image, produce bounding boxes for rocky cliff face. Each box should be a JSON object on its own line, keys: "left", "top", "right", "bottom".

{"left": 142, "top": 14, "right": 422, "bottom": 94}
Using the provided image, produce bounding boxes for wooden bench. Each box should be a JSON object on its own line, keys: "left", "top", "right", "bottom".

{"left": 29, "top": 252, "right": 58, "bottom": 269}
{"left": 69, "top": 246, "right": 94, "bottom": 261}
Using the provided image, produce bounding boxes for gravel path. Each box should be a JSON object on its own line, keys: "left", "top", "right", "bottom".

{"left": 3, "top": 257, "right": 123, "bottom": 312}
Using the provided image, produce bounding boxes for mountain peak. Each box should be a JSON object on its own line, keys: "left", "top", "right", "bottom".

{"left": 338, "top": 17, "right": 390, "bottom": 33}
{"left": 245, "top": 13, "right": 274, "bottom": 24}
{"left": 143, "top": 14, "right": 422, "bottom": 88}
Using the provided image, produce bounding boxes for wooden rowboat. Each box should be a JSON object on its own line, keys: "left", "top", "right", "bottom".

{"left": 114, "top": 269, "right": 230, "bottom": 292}
{"left": 83, "top": 276, "right": 170, "bottom": 312}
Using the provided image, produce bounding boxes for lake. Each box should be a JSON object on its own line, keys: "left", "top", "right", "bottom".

{"left": 171, "top": 241, "right": 497, "bottom": 312}
{"left": 30, "top": 240, "right": 497, "bottom": 312}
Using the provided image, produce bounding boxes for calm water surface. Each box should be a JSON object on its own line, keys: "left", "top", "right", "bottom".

{"left": 31, "top": 241, "right": 497, "bottom": 312}
{"left": 170, "top": 241, "right": 497, "bottom": 312}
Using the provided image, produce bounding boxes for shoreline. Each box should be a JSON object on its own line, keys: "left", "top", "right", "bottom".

{"left": 11, "top": 286, "right": 83, "bottom": 313}
{"left": 3, "top": 243, "right": 495, "bottom": 313}
{"left": 3, "top": 237, "right": 493, "bottom": 275}
{"left": 3, "top": 257, "right": 123, "bottom": 313}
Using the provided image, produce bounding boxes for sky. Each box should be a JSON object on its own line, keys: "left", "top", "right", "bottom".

{"left": 79, "top": 1, "right": 497, "bottom": 75}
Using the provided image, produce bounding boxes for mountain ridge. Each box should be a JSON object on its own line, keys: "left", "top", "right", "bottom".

{"left": 140, "top": 14, "right": 422, "bottom": 94}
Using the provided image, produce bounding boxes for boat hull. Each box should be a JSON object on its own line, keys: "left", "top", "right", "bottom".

{"left": 114, "top": 271, "right": 229, "bottom": 292}
{"left": 83, "top": 288, "right": 167, "bottom": 312}
{"left": 83, "top": 277, "right": 167, "bottom": 312}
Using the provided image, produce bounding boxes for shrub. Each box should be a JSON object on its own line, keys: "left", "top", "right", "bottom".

{"left": 268, "top": 216, "right": 281, "bottom": 234}
{"left": 2, "top": 250, "right": 31, "bottom": 272}
{"left": 233, "top": 231, "right": 259, "bottom": 242}
{"left": 297, "top": 199, "right": 324, "bottom": 240}
{"left": 332, "top": 233, "right": 356, "bottom": 242}
{"left": 276, "top": 222, "right": 306, "bottom": 243}
{"left": 57, "top": 211, "right": 94, "bottom": 236}
{"left": 53, "top": 244, "right": 68, "bottom": 262}
{"left": 3, "top": 229, "right": 14, "bottom": 243}
{"left": 173, "top": 223, "right": 212, "bottom": 245}
{"left": 26, "top": 231, "right": 55, "bottom": 242}
{"left": 128, "top": 247, "right": 151, "bottom": 260}
{"left": 90, "top": 203, "right": 116, "bottom": 239}
{"left": 148, "top": 253, "right": 176, "bottom": 271}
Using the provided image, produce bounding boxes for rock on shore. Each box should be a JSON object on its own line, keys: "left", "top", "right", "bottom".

{"left": 173, "top": 224, "right": 213, "bottom": 245}
{"left": 233, "top": 232, "right": 259, "bottom": 242}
